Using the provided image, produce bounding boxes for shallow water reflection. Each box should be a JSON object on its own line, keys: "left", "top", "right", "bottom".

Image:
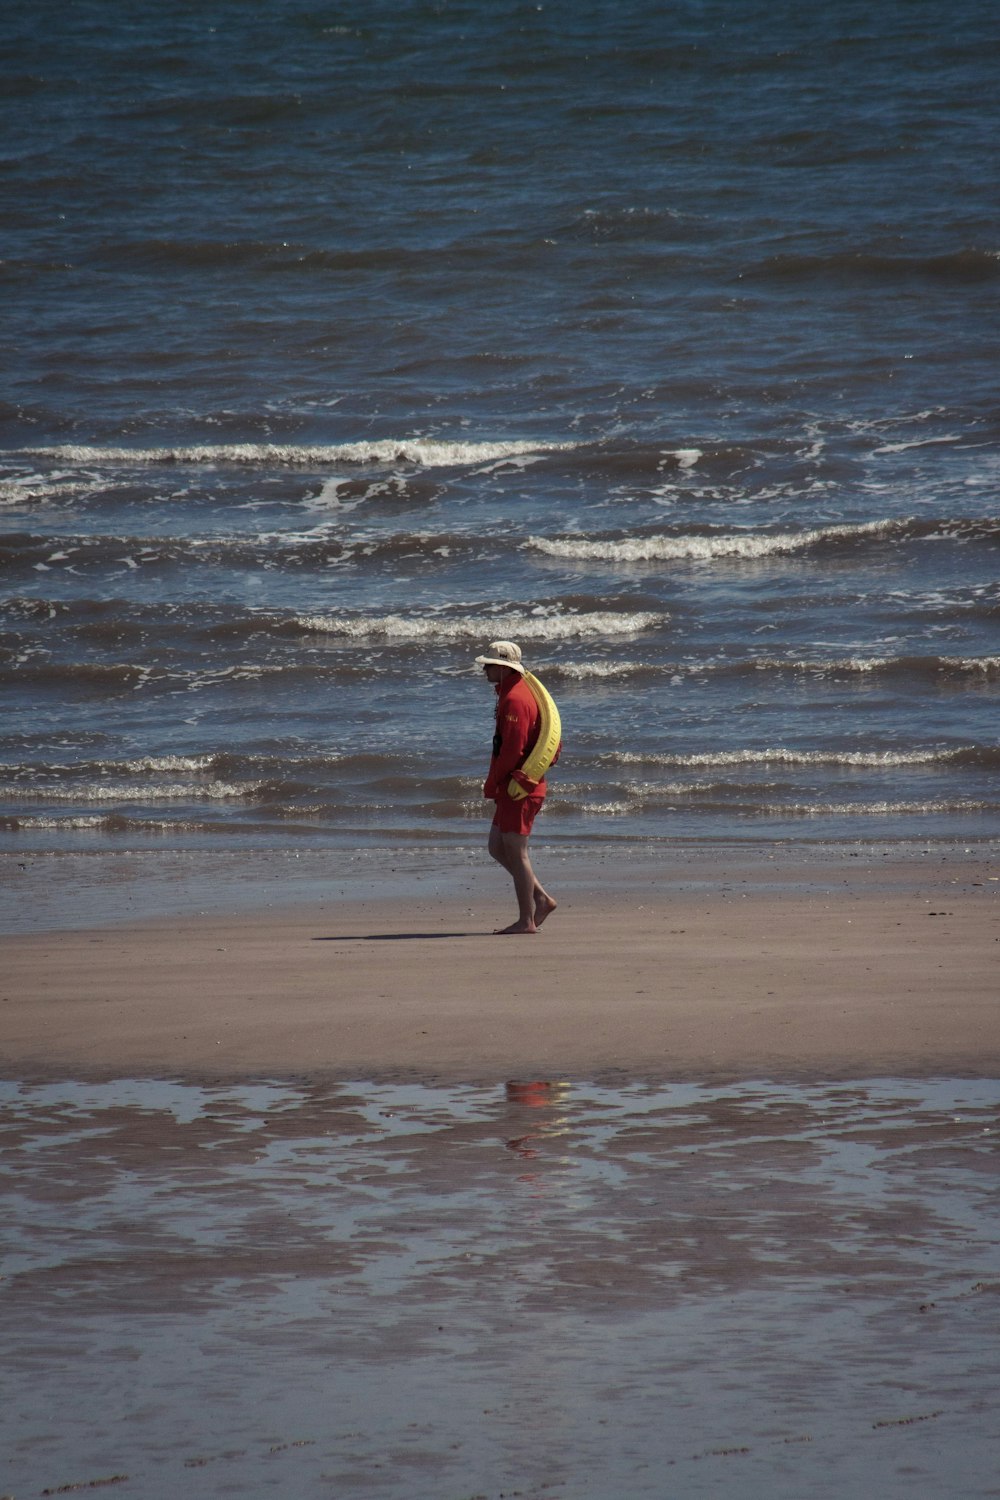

{"left": 2, "top": 1076, "right": 999, "bottom": 1498}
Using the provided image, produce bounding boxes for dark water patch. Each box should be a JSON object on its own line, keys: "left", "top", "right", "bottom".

{"left": 0, "top": 661, "right": 155, "bottom": 693}
{"left": 541, "top": 439, "right": 772, "bottom": 483}
{"left": 335, "top": 530, "right": 497, "bottom": 566}
{"left": 87, "top": 236, "right": 509, "bottom": 276}
{"left": 740, "top": 248, "right": 1000, "bottom": 287}
{"left": 0, "top": 528, "right": 478, "bottom": 577}
{"left": 0, "top": 657, "right": 395, "bottom": 697}
{"left": 0, "top": 810, "right": 345, "bottom": 837}
{"left": 0, "top": 531, "right": 202, "bottom": 576}
{"left": 1, "top": 596, "right": 194, "bottom": 630}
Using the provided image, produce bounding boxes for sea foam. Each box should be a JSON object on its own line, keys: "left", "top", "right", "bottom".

{"left": 20, "top": 439, "right": 575, "bottom": 470}
{"left": 526, "top": 518, "right": 906, "bottom": 563}
{"left": 606, "top": 747, "right": 975, "bottom": 769}
{"left": 293, "top": 610, "right": 665, "bottom": 642}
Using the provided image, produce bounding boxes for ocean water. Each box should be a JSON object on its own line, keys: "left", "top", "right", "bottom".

{"left": 3, "top": 0, "right": 999, "bottom": 856}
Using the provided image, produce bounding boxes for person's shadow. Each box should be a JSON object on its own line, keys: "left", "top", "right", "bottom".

{"left": 312, "top": 931, "right": 481, "bottom": 942}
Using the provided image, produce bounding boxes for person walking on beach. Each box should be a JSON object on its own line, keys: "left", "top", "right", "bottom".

{"left": 475, "top": 639, "right": 558, "bottom": 935}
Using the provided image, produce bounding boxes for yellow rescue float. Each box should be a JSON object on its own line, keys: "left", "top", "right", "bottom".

{"left": 507, "top": 670, "right": 562, "bottom": 801}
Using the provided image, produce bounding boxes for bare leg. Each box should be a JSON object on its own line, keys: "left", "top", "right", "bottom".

{"left": 488, "top": 822, "right": 514, "bottom": 875}
{"left": 487, "top": 829, "right": 557, "bottom": 934}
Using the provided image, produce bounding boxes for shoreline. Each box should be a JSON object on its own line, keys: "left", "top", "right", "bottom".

{"left": 2, "top": 832, "right": 997, "bottom": 932}
{"left": 2, "top": 841, "right": 996, "bottom": 1085}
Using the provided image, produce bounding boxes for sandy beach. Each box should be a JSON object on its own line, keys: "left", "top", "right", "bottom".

{"left": 3, "top": 845, "right": 996, "bottom": 1082}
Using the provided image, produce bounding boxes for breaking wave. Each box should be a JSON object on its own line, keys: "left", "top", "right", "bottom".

{"left": 16, "top": 439, "right": 576, "bottom": 470}
{"left": 536, "top": 654, "right": 1000, "bottom": 683}
{"left": 545, "top": 660, "right": 659, "bottom": 681}
{"left": 293, "top": 610, "right": 666, "bottom": 642}
{"left": 0, "top": 781, "right": 264, "bottom": 804}
{"left": 605, "top": 746, "right": 999, "bottom": 770}
{"left": 718, "top": 654, "right": 1000, "bottom": 680}
{"left": 756, "top": 799, "right": 997, "bottom": 818}
{"left": 527, "top": 516, "right": 1000, "bottom": 564}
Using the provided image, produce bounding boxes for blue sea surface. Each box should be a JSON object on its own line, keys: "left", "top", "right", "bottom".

{"left": 2, "top": 0, "right": 999, "bottom": 854}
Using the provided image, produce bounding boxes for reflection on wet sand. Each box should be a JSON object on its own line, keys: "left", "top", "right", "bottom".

{"left": 504, "top": 1078, "right": 572, "bottom": 1160}
{"left": 2, "top": 1076, "right": 999, "bottom": 1498}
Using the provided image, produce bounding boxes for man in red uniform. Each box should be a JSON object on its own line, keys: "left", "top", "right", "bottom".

{"left": 475, "top": 639, "right": 558, "bottom": 935}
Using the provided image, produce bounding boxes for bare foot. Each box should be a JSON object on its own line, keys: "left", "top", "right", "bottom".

{"left": 493, "top": 921, "right": 538, "bottom": 935}
{"left": 534, "top": 893, "right": 558, "bottom": 927}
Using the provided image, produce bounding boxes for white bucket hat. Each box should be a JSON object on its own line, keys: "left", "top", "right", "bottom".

{"left": 474, "top": 639, "right": 525, "bottom": 673}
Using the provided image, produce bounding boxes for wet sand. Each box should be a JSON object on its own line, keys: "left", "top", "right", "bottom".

{"left": 2, "top": 846, "right": 997, "bottom": 1081}
{"left": 3, "top": 1074, "right": 1000, "bottom": 1500}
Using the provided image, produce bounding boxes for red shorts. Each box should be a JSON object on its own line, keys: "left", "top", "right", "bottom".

{"left": 492, "top": 792, "right": 545, "bottom": 836}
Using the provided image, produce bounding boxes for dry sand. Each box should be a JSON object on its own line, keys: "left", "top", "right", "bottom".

{"left": 3, "top": 848, "right": 996, "bottom": 1081}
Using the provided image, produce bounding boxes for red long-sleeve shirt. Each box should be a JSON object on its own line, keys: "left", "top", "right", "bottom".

{"left": 483, "top": 672, "right": 546, "bottom": 800}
